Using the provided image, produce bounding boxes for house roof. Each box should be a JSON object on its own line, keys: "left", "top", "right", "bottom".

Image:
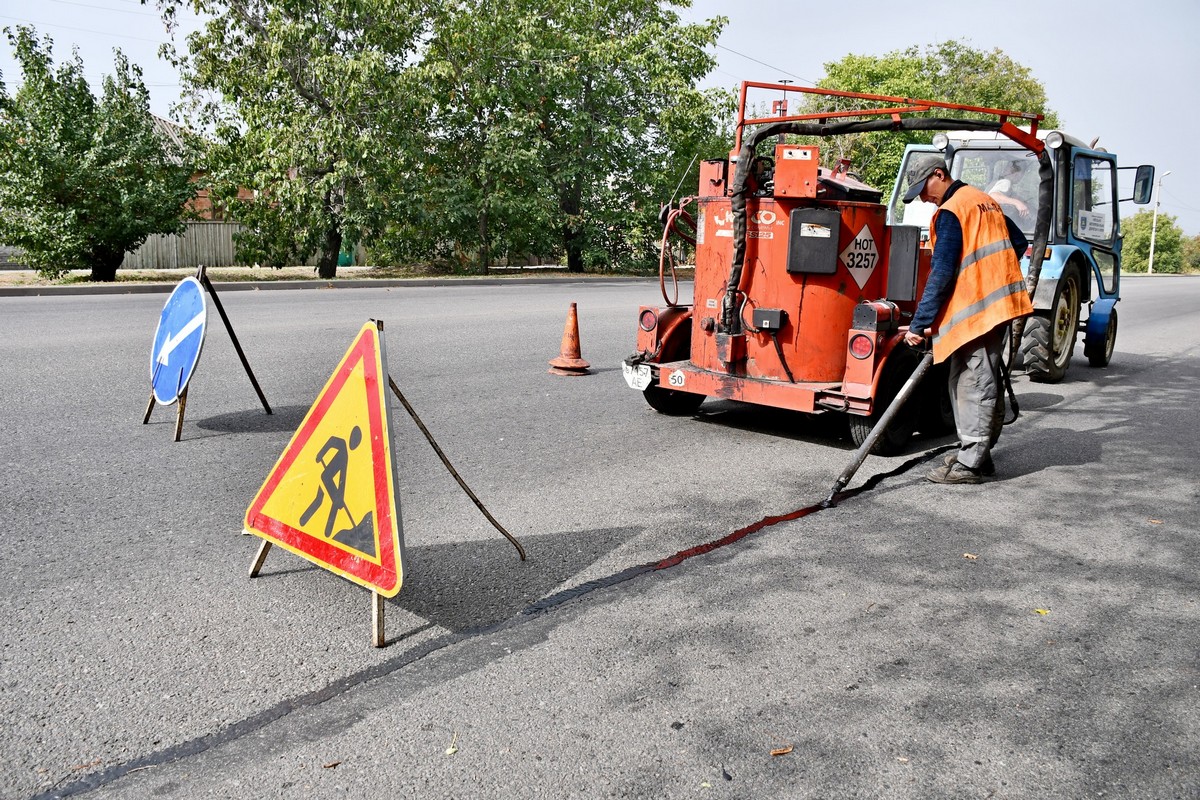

{"left": 150, "top": 114, "right": 189, "bottom": 165}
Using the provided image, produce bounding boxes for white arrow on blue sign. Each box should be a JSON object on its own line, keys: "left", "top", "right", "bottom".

{"left": 150, "top": 277, "right": 208, "bottom": 405}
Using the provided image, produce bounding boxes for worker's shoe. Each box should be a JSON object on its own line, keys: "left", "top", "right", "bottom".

{"left": 941, "top": 451, "right": 995, "bottom": 477}
{"left": 926, "top": 461, "right": 985, "bottom": 484}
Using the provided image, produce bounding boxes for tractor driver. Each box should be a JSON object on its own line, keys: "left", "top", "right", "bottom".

{"left": 901, "top": 154, "right": 1033, "bottom": 484}
{"left": 987, "top": 158, "right": 1032, "bottom": 222}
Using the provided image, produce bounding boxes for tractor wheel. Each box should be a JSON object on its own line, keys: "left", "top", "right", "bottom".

{"left": 847, "top": 350, "right": 919, "bottom": 456}
{"left": 643, "top": 383, "right": 704, "bottom": 416}
{"left": 1086, "top": 308, "right": 1118, "bottom": 367}
{"left": 1020, "top": 264, "right": 1081, "bottom": 383}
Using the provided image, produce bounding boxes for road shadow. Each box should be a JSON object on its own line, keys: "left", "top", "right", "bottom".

{"left": 391, "top": 525, "right": 640, "bottom": 633}
{"left": 196, "top": 404, "right": 309, "bottom": 434}
{"left": 693, "top": 399, "right": 956, "bottom": 456}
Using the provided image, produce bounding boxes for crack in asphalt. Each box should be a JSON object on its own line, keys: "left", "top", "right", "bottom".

{"left": 33, "top": 447, "right": 947, "bottom": 799}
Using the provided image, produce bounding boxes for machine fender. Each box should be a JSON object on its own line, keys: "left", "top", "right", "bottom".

{"left": 1028, "top": 246, "right": 1076, "bottom": 310}
{"left": 652, "top": 306, "right": 693, "bottom": 362}
{"left": 864, "top": 334, "right": 916, "bottom": 406}
{"left": 1084, "top": 297, "right": 1117, "bottom": 347}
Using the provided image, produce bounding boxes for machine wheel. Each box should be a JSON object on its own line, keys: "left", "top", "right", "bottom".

{"left": 847, "top": 350, "right": 919, "bottom": 456}
{"left": 917, "top": 362, "right": 955, "bottom": 436}
{"left": 1086, "top": 308, "right": 1118, "bottom": 367}
{"left": 1020, "top": 265, "right": 1081, "bottom": 383}
{"left": 643, "top": 383, "right": 704, "bottom": 416}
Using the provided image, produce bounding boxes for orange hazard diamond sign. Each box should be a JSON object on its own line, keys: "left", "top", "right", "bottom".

{"left": 244, "top": 321, "right": 405, "bottom": 597}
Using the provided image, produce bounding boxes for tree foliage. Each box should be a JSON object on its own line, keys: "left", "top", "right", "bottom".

{"left": 161, "top": 0, "right": 726, "bottom": 275}
{"left": 0, "top": 26, "right": 194, "bottom": 280}
{"left": 1182, "top": 234, "right": 1200, "bottom": 274}
{"left": 1121, "top": 208, "right": 1184, "bottom": 274}
{"left": 169, "top": 0, "right": 430, "bottom": 278}
{"left": 392, "top": 0, "right": 727, "bottom": 272}
{"left": 807, "top": 39, "right": 1059, "bottom": 192}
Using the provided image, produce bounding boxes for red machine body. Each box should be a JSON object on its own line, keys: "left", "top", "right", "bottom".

{"left": 626, "top": 82, "right": 1045, "bottom": 451}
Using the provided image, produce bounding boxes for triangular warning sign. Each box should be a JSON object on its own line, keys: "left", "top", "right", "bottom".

{"left": 244, "top": 321, "right": 405, "bottom": 597}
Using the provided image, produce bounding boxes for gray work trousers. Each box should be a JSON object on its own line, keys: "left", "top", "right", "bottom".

{"left": 947, "top": 325, "right": 1007, "bottom": 470}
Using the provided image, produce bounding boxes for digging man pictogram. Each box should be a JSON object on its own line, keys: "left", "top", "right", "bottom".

{"left": 299, "top": 425, "right": 363, "bottom": 538}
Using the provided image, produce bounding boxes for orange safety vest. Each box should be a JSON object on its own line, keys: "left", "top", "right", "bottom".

{"left": 928, "top": 184, "right": 1033, "bottom": 363}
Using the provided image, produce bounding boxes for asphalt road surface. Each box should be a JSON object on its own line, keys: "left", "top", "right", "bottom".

{"left": 2, "top": 276, "right": 1197, "bottom": 799}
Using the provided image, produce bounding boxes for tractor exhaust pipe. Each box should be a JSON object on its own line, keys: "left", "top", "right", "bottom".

{"left": 823, "top": 350, "right": 935, "bottom": 508}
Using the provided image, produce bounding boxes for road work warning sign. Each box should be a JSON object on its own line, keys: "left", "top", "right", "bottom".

{"left": 244, "top": 321, "right": 405, "bottom": 597}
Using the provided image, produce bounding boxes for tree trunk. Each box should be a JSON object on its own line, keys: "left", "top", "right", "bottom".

{"left": 561, "top": 181, "right": 584, "bottom": 273}
{"left": 477, "top": 206, "right": 490, "bottom": 274}
{"left": 89, "top": 246, "right": 123, "bottom": 282}
{"left": 317, "top": 220, "right": 341, "bottom": 280}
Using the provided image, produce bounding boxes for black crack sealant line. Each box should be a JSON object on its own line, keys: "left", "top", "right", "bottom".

{"left": 37, "top": 450, "right": 946, "bottom": 800}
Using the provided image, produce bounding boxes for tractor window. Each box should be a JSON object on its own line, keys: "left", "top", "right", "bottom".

{"left": 951, "top": 149, "right": 1039, "bottom": 234}
{"left": 1094, "top": 249, "right": 1117, "bottom": 295}
{"left": 891, "top": 157, "right": 936, "bottom": 231}
{"left": 1072, "top": 156, "right": 1116, "bottom": 245}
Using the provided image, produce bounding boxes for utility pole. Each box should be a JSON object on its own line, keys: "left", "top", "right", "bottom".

{"left": 1147, "top": 170, "right": 1171, "bottom": 274}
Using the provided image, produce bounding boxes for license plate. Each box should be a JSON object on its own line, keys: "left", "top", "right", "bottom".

{"left": 622, "top": 361, "right": 651, "bottom": 391}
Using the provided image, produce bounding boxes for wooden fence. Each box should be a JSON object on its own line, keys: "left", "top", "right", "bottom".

{"left": 121, "top": 221, "right": 248, "bottom": 269}
{"left": 3, "top": 223, "right": 331, "bottom": 270}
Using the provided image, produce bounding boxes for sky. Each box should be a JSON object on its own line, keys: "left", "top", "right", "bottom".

{"left": 1, "top": 0, "right": 1197, "bottom": 234}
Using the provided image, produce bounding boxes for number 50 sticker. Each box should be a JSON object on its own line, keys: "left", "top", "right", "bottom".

{"left": 668, "top": 370, "right": 686, "bottom": 388}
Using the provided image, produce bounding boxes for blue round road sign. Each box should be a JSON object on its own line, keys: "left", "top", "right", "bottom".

{"left": 150, "top": 277, "right": 208, "bottom": 405}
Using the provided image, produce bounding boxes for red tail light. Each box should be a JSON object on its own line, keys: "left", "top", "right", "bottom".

{"left": 849, "top": 333, "right": 874, "bottom": 360}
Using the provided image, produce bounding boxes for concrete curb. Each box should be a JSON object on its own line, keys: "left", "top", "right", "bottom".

{"left": 0, "top": 274, "right": 666, "bottom": 298}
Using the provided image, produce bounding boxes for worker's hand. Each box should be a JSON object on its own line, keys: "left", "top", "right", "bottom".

{"left": 903, "top": 330, "right": 925, "bottom": 347}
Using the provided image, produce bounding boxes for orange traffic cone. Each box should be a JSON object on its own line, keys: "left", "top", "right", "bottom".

{"left": 549, "top": 302, "right": 591, "bottom": 376}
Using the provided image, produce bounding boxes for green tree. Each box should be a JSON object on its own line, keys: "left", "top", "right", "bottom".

{"left": 0, "top": 26, "right": 194, "bottom": 281}
{"left": 809, "top": 39, "right": 1059, "bottom": 192}
{"left": 1181, "top": 233, "right": 1200, "bottom": 274}
{"left": 169, "top": 0, "right": 430, "bottom": 278}
{"left": 1121, "top": 208, "right": 1183, "bottom": 274}
{"left": 411, "top": 0, "right": 726, "bottom": 273}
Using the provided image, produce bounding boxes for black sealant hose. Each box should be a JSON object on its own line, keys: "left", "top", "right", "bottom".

{"left": 823, "top": 349, "right": 935, "bottom": 508}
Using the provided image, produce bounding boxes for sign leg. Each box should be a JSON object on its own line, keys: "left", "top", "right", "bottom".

{"left": 142, "top": 392, "right": 156, "bottom": 424}
{"left": 389, "top": 376, "right": 527, "bottom": 561}
{"left": 173, "top": 387, "right": 189, "bottom": 442}
{"left": 248, "top": 540, "right": 272, "bottom": 578}
{"left": 372, "top": 591, "right": 385, "bottom": 648}
{"left": 199, "top": 270, "right": 273, "bottom": 415}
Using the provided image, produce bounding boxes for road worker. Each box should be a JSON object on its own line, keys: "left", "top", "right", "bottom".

{"left": 901, "top": 154, "right": 1033, "bottom": 483}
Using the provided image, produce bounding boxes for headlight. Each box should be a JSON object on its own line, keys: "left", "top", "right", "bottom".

{"left": 932, "top": 133, "right": 949, "bottom": 151}
{"left": 1044, "top": 131, "right": 1064, "bottom": 150}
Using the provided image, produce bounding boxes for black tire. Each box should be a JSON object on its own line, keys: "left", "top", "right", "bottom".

{"left": 643, "top": 383, "right": 704, "bottom": 416}
{"left": 847, "top": 350, "right": 920, "bottom": 455}
{"left": 1020, "top": 265, "right": 1081, "bottom": 383}
{"left": 1085, "top": 308, "right": 1118, "bottom": 368}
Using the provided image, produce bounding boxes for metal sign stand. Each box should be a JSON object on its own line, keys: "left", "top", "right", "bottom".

{"left": 244, "top": 320, "right": 401, "bottom": 649}
{"left": 247, "top": 540, "right": 387, "bottom": 647}
{"left": 143, "top": 265, "right": 272, "bottom": 440}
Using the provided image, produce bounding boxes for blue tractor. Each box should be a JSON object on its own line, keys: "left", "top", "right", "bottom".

{"left": 889, "top": 133, "right": 1154, "bottom": 381}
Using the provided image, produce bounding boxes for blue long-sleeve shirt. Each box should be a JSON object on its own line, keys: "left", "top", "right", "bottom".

{"left": 909, "top": 181, "right": 1029, "bottom": 335}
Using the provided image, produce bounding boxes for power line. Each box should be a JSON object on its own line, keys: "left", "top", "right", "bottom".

{"left": 0, "top": 15, "right": 166, "bottom": 45}
{"left": 1161, "top": 188, "right": 1200, "bottom": 214}
{"left": 45, "top": 0, "right": 159, "bottom": 16}
{"left": 714, "top": 43, "right": 816, "bottom": 86}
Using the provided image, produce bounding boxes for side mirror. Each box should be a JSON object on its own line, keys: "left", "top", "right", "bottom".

{"left": 1132, "top": 165, "right": 1155, "bottom": 204}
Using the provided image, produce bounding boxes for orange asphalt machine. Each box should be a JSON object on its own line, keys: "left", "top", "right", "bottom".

{"left": 624, "top": 82, "right": 1052, "bottom": 455}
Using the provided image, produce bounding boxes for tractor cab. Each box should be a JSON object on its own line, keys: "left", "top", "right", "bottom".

{"left": 890, "top": 133, "right": 1154, "bottom": 381}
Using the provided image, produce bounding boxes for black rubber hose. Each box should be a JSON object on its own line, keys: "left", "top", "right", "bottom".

{"left": 724, "top": 117, "right": 1045, "bottom": 334}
